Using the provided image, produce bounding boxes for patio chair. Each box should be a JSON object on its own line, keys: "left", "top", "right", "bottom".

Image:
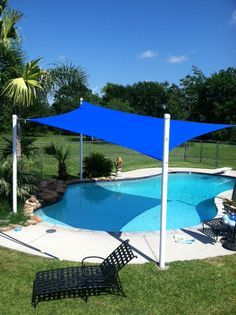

{"left": 199, "top": 217, "right": 230, "bottom": 242}
{"left": 31, "top": 239, "right": 137, "bottom": 307}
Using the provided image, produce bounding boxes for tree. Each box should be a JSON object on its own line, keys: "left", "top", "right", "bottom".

{"left": 0, "top": 0, "right": 8, "bottom": 14}
{"left": 44, "top": 142, "right": 70, "bottom": 179}
{"left": 0, "top": 0, "right": 47, "bottom": 158}
{"left": 166, "top": 84, "right": 187, "bottom": 120}
{"left": 49, "top": 63, "right": 89, "bottom": 114}
{"left": 102, "top": 83, "right": 129, "bottom": 104}
{"left": 0, "top": 136, "right": 39, "bottom": 160}
{"left": 0, "top": 0, "right": 22, "bottom": 48}
{"left": 2, "top": 58, "right": 46, "bottom": 157}
{"left": 102, "top": 81, "right": 169, "bottom": 117}
{"left": 103, "top": 97, "right": 135, "bottom": 113}
{"left": 2, "top": 58, "right": 46, "bottom": 111}
{"left": 130, "top": 81, "right": 168, "bottom": 117}
{"left": 180, "top": 66, "right": 206, "bottom": 121}
{"left": 203, "top": 68, "right": 236, "bottom": 124}
{"left": 179, "top": 66, "right": 236, "bottom": 140}
{"left": 201, "top": 68, "right": 236, "bottom": 140}
{"left": 0, "top": 0, "right": 25, "bottom": 132}
{"left": 0, "top": 159, "right": 37, "bottom": 201}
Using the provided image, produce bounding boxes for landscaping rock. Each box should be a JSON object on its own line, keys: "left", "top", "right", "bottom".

{"left": 31, "top": 215, "right": 43, "bottom": 223}
{"left": 56, "top": 185, "right": 67, "bottom": 195}
{"left": 39, "top": 189, "right": 58, "bottom": 204}
{"left": 36, "top": 179, "right": 69, "bottom": 206}
{"left": 27, "top": 219, "right": 37, "bottom": 225}
{"left": 23, "top": 195, "right": 41, "bottom": 217}
{"left": 66, "top": 178, "right": 81, "bottom": 185}
{"left": 96, "top": 177, "right": 112, "bottom": 181}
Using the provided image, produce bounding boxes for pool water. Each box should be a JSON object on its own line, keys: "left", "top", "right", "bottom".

{"left": 36, "top": 173, "right": 234, "bottom": 232}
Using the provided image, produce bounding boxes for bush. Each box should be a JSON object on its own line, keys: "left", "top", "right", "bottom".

{"left": 44, "top": 142, "right": 70, "bottom": 179}
{"left": 83, "top": 152, "right": 113, "bottom": 178}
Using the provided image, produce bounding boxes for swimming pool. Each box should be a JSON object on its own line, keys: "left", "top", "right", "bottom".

{"left": 36, "top": 173, "right": 234, "bottom": 232}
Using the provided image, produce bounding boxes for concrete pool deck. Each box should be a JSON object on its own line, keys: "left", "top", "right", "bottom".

{"left": 0, "top": 167, "right": 235, "bottom": 264}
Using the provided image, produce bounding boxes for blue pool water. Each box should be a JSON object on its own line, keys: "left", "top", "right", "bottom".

{"left": 36, "top": 173, "right": 234, "bottom": 232}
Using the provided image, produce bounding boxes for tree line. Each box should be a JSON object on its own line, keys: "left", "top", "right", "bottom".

{"left": 0, "top": 0, "right": 235, "bottom": 141}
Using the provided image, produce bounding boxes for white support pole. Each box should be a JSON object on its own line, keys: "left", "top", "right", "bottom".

{"left": 12, "top": 115, "right": 17, "bottom": 214}
{"left": 159, "top": 113, "right": 170, "bottom": 269}
{"left": 80, "top": 98, "right": 83, "bottom": 180}
{"left": 80, "top": 133, "right": 83, "bottom": 180}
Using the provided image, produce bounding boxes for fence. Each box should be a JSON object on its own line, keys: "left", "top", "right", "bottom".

{"left": 0, "top": 135, "right": 235, "bottom": 178}
{"left": 27, "top": 136, "right": 236, "bottom": 178}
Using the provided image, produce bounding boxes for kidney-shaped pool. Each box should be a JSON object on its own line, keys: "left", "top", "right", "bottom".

{"left": 35, "top": 173, "right": 234, "bottom": 232}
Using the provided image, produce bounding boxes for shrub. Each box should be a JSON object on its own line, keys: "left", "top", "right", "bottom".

{"left": 83, "top": 152, "right": 113, "bottom": 178}
{"left": 0, "top": 159, "right": 37, "bottom": 201}
{"left": 44, "top": 142, "right": 70, "bottom": 179}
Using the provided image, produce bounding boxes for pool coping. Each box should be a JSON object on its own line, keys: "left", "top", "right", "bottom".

{"left": 0, "top": 167, "right": 235, "bottom": 264}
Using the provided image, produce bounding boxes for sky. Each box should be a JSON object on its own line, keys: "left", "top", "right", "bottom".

{"left": 10, "top": 0, "right": 236, "bottom": 94}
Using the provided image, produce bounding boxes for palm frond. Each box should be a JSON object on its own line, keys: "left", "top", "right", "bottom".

{"left": 2, "top": 58, "right": 44, "bottom": 106}
{"left": 0, "top": 157, "right": 38, "bottom": 200}
{"left": 48, "top": 63, "right": 88, "bottom": 93}
{"left": 0, "top": 0, "right": 8, "bottom": 15}
{"left": 0, "top": 136, "right": 39, "bottom": 159}
{"left": 44, "top": 142, "right": 70, "bottom": 162}
{"left": 0, "top": 9, "right": 23, "bottom": 47}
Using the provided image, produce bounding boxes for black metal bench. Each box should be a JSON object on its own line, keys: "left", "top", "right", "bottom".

{"left": 32, "top": 240, "right": 137, "bottom": 307}
{"left": 199, "top": 217, "right": 230, "bottom": 242}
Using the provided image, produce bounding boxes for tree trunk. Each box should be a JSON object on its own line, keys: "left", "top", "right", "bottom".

{"left": 58, "top": 161, "right": 68, "bottom": 180}
{"left": 16, "top": 120, "right": 21, "bottom": 159}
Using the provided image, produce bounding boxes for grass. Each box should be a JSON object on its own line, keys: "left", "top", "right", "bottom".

{"left": 26, "top": 135, "right": 236, "bottom": 178}
{"left": 1, "top": 135, "right": 235, "bottom": 178}
{"left": 0, "top": 200, "right": 26, "bottom": 226}
{"left": 0, "top": 246, "right": 236, "bottom": 315}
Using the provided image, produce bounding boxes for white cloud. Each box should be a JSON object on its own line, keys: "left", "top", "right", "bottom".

{"left": 138, "top": 50, "right": 158, "bottom": 59}
{"left": 229, "top": 10, "right": 236, "bottom": 25}
{"left": 167, "top": 54, "right": 188, "bottom": 64}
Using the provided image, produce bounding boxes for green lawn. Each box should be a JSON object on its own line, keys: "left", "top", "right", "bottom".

{"left": 0, "top": 246, "right": 235, "bottom": 315}
{"left": 0, "top": 135, "right": 235, "bottom": 178}
{"left": 28, "top": 135, "right": 236, "bottom": 178}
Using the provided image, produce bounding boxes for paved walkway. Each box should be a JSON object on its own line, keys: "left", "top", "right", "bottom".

{"left": 0, "top": 167, "right": 235, "bottom": 264}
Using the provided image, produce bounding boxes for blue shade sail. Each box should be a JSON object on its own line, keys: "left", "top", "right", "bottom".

{"left": 28, "top": 101, "right": 233, "bottom": 161}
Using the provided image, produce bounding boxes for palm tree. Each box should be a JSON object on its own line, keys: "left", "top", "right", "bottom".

{"left": 47, "top": 63, "right": 89, "bottom": 113}
{"left": 0, "top": 0, "right": 22, "bottom": 48}
{"left": 0, "top": 159, "right": 37, "bottom": 201}
{"left": 2, "top": 58, "right": 46, "bottom": 110}
{"left": 0, "top": 0, "right": 8, "bottom": 14}
{"left": 0, "top": 9, "right": 22, "bottom": 48}
{"left": 2, "top": 57, "right": 47, "bottom": 157}
{"left": 0, "top": 136, "right": 39, "bottom": 160}
{"left": 0, "top": 1, "right": 46, "bottom": 158}
{"left": 49, "top": 63, "right": 88, "bottom": 92}
{"left": 44, "top": 142, "right": 70, "bottom": 180}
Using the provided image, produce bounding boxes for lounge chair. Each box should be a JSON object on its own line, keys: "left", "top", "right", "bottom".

{"left": 199, "top": 217, "right": 230, "bottom": 242}
{"left": 32, "top": 239, "right": 137, "bottom": 307}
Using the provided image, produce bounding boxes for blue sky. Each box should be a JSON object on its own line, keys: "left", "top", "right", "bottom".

{"left": 11, "top": 0, "right": 236, "bottom": 94}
